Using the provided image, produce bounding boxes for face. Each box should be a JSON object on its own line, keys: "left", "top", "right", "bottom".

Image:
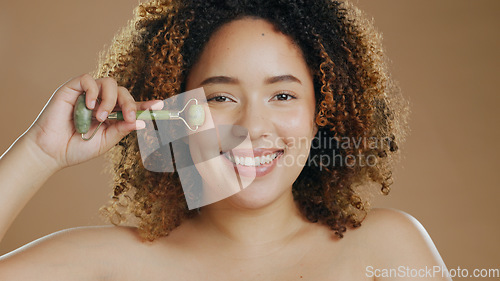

{"left": 185, "top": 18, "right": 317, "bottom": 209}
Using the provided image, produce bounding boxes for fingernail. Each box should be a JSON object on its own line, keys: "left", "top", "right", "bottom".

{"left": 99, "top": 111, "right": 108, "bottom": 122}
{"left": 151, "top": 101, "right": 164, "bottom": 110}
{"left": 135, "top": 120, "right": 146, "bottom": 130}
{"left": 89, "top": 100, "right": 96, "bottom": 109}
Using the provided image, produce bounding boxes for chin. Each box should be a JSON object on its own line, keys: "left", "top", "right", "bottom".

{"left": 223, "top": 183, "right": 290, "bottom": 210}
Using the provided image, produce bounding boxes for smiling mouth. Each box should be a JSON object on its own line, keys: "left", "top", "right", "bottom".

{"left": 220, "top": 150, "right": 284, "bottom": 167}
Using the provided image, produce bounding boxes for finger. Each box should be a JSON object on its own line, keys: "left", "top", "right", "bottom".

{"left": 116, "top": 86, "right": 137, "bottom": 123}
{"left": 138, "top": 100, "right": 164, "bottom": 111}
{"left": 111, "top": 99, "right": 163, "bottom": 115}
{"left": 58, "top": 74, "right": 99, "bottom": 106}
{"left": 80, "top": 74, "right": 99, "bottom": 110}
{"left": 95, "top": 78, "right": 118, "bottom": 122}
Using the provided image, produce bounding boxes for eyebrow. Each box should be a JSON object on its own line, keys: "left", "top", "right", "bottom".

{"left": 265, "top": 74, "right": 302, "bottom": 85}
{"left": 199, "top": 74, "right": 302, "bottom": 86}
{"left": 199, "top": 76, "right": 239, "bottom": 86}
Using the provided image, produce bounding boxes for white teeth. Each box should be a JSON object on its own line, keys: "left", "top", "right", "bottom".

{"left": 263, "top": 155, "right": 271, "bottom": 164}
{"left": 222, "top": 152, "right": 281, "bottom": 167}
{"left": 260, "top": 155, "right": 268, "bottom": 164}
{"left": 255, "top": 156, "right": 261, "bottom": 165}
{"left": 244, "top": 157, "right": 254, "bottom": 166}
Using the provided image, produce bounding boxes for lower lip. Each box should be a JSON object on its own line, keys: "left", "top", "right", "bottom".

{"left": 220, "top": 152, "right": 283, "bottom": 178}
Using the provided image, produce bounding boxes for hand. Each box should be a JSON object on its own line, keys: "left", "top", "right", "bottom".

{"left": 23, "top": 74, "right": 163, "bottom": 171}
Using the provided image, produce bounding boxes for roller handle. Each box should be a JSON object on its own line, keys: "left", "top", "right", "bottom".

{"left": 108, "top": 106, "right": 204, "bottom": 126}
{"left": 73, "top": 94, "right": 205, "bottom": 134}
{"left": 108, "top": 110, "right": 175, "bottom": 120}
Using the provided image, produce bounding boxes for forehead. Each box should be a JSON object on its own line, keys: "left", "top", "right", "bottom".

{"left": 187, "top": 17, "right": 311, "bottom": 86}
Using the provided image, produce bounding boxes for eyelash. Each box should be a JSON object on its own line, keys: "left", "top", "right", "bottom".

{"left": 273, "top": 91, "right": 297, "bottom": 101}
{"left": 207, "top": 91, "right": 297, "bottom": 103}
{"left": 207, "top": 94, "right": 233, "bottom": 103}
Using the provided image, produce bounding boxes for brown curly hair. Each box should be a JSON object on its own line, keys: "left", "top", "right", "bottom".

{"left": 97, "top": 0, "right": 409, "bottom": 241}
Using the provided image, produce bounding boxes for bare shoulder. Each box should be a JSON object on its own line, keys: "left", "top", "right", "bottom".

{"left": 352, "top": 208, "right": 451, "bottom": 280}
{"left": 0, "top": 225, "right": 147, "bottom": 281}
{"left": 1, "top": 225, "right": 145, "bottom": 259}
{"left": 357, "top": 208, "right": 438, "bottom": 253}
{"left": 361, "top": 207, "right": 427, "bottom": 234}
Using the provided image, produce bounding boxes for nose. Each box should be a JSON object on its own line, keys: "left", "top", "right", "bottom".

{"left": 232, "top": 101, "right": 272, "bottom": 141}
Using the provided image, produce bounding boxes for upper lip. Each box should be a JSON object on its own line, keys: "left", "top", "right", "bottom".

{"left": 221, "top": 148, "right": 284, "bottom": 158}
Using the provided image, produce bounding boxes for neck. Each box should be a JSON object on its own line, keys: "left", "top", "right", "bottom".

{"left": 196, "top": 190, "right": 307, "bottom": 247}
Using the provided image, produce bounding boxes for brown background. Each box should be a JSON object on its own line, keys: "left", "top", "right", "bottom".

{"left": 0, "top": 0, "right": 498, "bottom": 279}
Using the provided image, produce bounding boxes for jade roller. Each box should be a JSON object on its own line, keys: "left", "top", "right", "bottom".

{"left": 74, "top": 93, "right": 205, "bottom": 141}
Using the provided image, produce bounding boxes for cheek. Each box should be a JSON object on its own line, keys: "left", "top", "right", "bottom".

{"left": 273, "top": 105, "right": 316, "bottom": 149}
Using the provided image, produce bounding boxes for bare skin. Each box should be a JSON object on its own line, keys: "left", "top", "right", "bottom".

{"left": 0, "top": 18, "right": 451, "bottom": 280}
{"left": 0, "top": 209, "right": 448, "bottom": 280}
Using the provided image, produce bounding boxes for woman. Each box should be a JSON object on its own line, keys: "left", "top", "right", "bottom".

{"left": 0, "top": 0, "right": 450, "bottom": 280}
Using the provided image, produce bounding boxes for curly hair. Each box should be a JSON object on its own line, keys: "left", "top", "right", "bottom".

{"left": 98, "top": 0, "right": 409, "bottom": 240}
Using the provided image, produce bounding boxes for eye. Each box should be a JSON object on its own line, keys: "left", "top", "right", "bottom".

{"left": 272, "top": 92, "right": 297, "bottom": 101}
{"left": 207, "top": 94, "right": 234, "bottom": 103}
